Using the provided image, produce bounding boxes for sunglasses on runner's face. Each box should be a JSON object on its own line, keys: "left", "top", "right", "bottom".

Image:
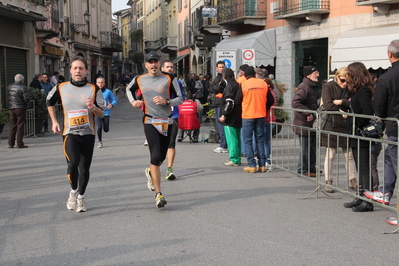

{"left": 339, "top": 78, "right": 347, "bottom": 83}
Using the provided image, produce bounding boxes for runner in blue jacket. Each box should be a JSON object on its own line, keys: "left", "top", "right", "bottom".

{"left": 96, "top": 77, "right": 118, "bottom": 148}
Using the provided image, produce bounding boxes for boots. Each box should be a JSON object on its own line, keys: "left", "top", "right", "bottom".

{"left": 352, "top": 201, "right": 374, "bottom": 212}
{"left": 325, "top": 179, "right": 334, "bottom": 193}
{"left": 243, "top": 167, "right": 257, "bottom": 173}
{"left": 343, "top": 197, "right": 363, "bottom": 208}
{"left": 349, "top": 178, "right": 358, "bottom": 190}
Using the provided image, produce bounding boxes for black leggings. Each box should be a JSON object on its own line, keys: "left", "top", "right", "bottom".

{"left": 63, "top": 134, "right": 95, "bottom": 195}
{"left": 168, "top": 118, "right": 179, "bottom": 149}
{"left": 96, "top": 116, "right": 110, "bottom": 142}
{"left": 144, "top": 124, "right": 172, "bottom": 165}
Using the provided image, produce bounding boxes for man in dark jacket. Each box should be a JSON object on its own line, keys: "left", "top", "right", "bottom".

{"left": 29, "top": 74, "right": 42, "bottom": 89}
{"left": 365, "top": 39, "right": 399, "bottom": 207}
{"left": 292, "top": 66, "right": 319, "bottom": 176}
{"left": 219, "top": 68, "right": 242, "bottom": 166}
{"left": 209, "top": 61, "right": 227, "bottom": 153}
{"left": 7, "top": 74, "right": 30, "bottom": 148}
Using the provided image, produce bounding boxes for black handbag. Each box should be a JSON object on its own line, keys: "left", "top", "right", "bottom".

{"left": 360, "top": 119, "right": 384, "bottom": 138}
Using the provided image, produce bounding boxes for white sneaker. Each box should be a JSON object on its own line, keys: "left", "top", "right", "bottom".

{"left": 156, "top": 193, "right": 167, "bottom": 208}
{"left": 266, "top": 163, "right": 272, "bottom": 170}
{"left": 224, "top": 160, "right": 241, "bottom": 166}
{"left": 66, "top": 190, "right": 78, "bottom": 210}
{"left": 214, "top": 147, "right": 228, "bottom": 153}
{"left": 76, "top": 197, "right": 87, "bottom": 212}
{"left": 98, "top": 142, "right": 103, "bottom": 148}
{"left": 387, "top": 217, "right": 398, "bottom": 226}
{"left": 143, "top": 140, "right": 148, "bottom": 146}
{"left": 145, "top": 168, "right": 155, "bottom": 191}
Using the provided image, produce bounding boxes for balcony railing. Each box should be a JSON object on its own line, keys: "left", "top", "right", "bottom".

{"left": 357, "top": 0, "right": 399, "bottom": 3}
{"left": 273, "top": 0, "right": 330, "bottom": 17}
{"left": 100, "top": 31, "right": 123, "bottom": 52}
{"left": 356, "top": 0, "right": 399, "bottom": 14}
{"left": 218, "top": 0, "right": 267, "bottom": 24}
{"left": 161, "top": 35, "right": 178, "bottom": 54}
{"left": 35, "top": 5, "right": 60, "bottom": 37}
{"left": 144, "top": 40, "right": 162, "bottom": 52}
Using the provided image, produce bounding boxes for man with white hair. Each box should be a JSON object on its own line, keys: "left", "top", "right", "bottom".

{"left": 7, "top": 74, "right": 30, "bottom": 148}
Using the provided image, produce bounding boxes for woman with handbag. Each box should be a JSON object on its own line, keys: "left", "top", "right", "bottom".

{"left": 321, "top": 67, "right": 357, "bottom": 193}
{"left": 343, "top": 62, "right": 375, "bottom": 212}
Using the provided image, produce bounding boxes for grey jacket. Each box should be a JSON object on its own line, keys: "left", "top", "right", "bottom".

{"left": 7, "top": 82, "right": 30, "bottom": 109}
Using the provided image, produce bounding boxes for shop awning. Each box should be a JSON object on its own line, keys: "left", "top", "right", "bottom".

{"left": 215, "top": 28, "right": 276, "bottom": 66}
{"left": 331, "top": 24, "right": 399, "bottom": 70}
{"left": 173, "top": 54, "right": 189, "bottom": 64}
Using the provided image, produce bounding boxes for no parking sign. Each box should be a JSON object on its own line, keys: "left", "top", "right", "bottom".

{"left": 242, "top": 49, "right": 255, "bottom": 66}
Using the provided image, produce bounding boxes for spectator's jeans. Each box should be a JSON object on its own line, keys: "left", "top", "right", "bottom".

{"left": 242, "top": 118, "right": 266, "bottom": 168}
{"left": 264, "top": 123, "right": 274, "bottom": 165}
{"left": 241, "top": 131, "right": 258, "bottom": 156}
{"left": 297, "top": 133, "right": 316, "bottom": 175}
{"left": 215, "top": 107, "right": 227, "bottom": 149}
{"left": 381, "top": 136, "right": 398, "bottom": 196}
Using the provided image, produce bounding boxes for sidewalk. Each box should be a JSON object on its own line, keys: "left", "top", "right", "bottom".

{"left": 1, "top": 96, "right": 398, "bottom": 265}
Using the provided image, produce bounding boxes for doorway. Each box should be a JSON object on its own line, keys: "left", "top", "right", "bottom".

{"left": 295, "top": 38, "right": 328, "bottom": 90}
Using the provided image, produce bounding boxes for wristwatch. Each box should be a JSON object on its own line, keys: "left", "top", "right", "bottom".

{"left": 90, "top": 105, "right": 96, "bottom": 112}
{"left": 166, "top": 99, "right": 171, "bottom": 105}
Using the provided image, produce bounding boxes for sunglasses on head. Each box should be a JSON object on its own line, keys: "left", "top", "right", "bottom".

{"left": 339, "top": 78, "right": 347, "bottom": 83}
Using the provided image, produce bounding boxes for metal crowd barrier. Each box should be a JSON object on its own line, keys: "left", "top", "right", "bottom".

{"left": 270, "top": 106, "right": 399, "bottom": 233}
{"left": 24, "top": 102, "right": 63, "bottom": 137}
{"left": 24, "top": 101, "right": 35, "bottom": 137}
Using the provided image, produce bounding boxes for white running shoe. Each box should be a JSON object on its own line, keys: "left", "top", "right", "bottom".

{"left": 214, "top": 147, "right": 228, "bottom": 153}
{"left": 224, "top": 160, "right": 241, "bottom": 166}
{"left": 98, "top": 141, "right": 103, "bottom": 148}
{"left": 66, "top": 190, "right": 78, "bottom": 210}
{"left": 76, "top": 197, "right": 87, "bottom": 212}
{"left": 145, "top": 168, "right": 155, "bottom": 191}
{"left": 156, "top": 194, "right": 167, "bottom": 208}
{"left": 143, "top": 140, "right": 148, "bottom": 146}
{"left": 387, "top": 217, "right": 397, "bottom": 226}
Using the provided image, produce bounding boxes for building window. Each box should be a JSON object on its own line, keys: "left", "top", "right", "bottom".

{"left": 184, "top": 18, "right": 189, "bottom": 46}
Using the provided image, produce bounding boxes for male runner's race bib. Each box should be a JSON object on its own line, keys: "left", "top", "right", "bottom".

{"left": 152, "top": 117, "right": 168, "bottom": 136}
{"left": 68, "top": 109, "right": 90, "bottom": 131}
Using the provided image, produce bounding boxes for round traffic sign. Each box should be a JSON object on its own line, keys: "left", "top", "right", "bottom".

{"left": 223, "top": 59, "right": 232, "bottom": 68}
{"left": 243, "top": 50, "right": 254, "bottom": 61}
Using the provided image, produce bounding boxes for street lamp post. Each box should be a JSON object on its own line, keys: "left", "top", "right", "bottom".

{"left": 72, "top": 11, "right": 91, "bottom": 30}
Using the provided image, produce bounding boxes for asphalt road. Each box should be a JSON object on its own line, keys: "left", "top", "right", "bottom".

{"left": 1, "top": 95, "right": 398, "bottom": 265}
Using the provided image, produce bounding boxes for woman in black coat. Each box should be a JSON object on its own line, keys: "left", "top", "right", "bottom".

{"left": 321, "top": 67, "right": 357, "bottom": 193}
{"left": 219, "top": 68, "right": 242, "bottom": 166}
{"left": 343, "top": 62, "right": 375, "bottom": 212}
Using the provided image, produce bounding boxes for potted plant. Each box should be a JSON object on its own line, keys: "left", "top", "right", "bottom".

{"left": 130, "top": 29, "right": 143, "bottom": 42}
{"left": 27, "top": 87, "right": 48, "bottom": 134}
{"left": 273, "top": 81, "right": 289, "bottom": 136}
{"left": 0, "top": 103, "right": 9, "bottom": 134}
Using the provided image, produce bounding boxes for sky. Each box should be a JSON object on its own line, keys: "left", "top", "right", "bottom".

{"left": 112, "top": 0, "right": 130, "bottom": 13}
